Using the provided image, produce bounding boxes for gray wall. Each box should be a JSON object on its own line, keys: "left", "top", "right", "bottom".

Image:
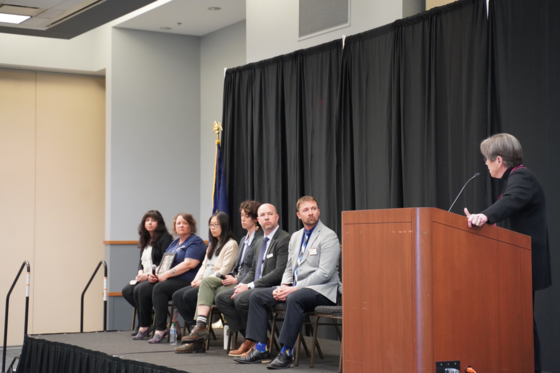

{"left": 107, "top": 28, "right": 201, "bottom": 329}
{"left": 199, "top": 21, "right": 247, "bottom": 234}
{"left": 246, "top": 0, "right": 423, "bottom": 63}
{"left": 108, "top": 28, "right": 201, "bottom": 239}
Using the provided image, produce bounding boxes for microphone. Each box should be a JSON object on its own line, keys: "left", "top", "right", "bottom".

{"left": 448, "top": 173, "right": 481, "bottom": 212}
{"left": 151, "top": 265, "right": 157, "bottom": 276}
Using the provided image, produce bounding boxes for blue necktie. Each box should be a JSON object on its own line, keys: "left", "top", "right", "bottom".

{"left": 254, "top": 237, "right": 269, "bottom": 280}
{"left": 294, "top": 231, "right": 310, "bottom": 285}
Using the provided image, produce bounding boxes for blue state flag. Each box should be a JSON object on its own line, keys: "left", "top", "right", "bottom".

{"left": 212, "top": 140, "right": 229, "bottom": 215}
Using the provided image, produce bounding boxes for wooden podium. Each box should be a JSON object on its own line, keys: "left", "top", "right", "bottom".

{"left": 341, "top": 208, "right": 533, "bottom": 372}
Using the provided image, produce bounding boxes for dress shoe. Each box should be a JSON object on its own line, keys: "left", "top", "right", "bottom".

{"left": 174, "top": 340, "right": 206, "bottom": 354}
{"left": 228, "top": 339, "right": 254, "bottom": 357}
{"left": 233, "top": 348, "right": 272, "bottom": 364}
{"left": 181, "top": 325, "right": 208, "bottom": 342}
{"left": 267, "top": 352, "right": 294, "bottom": 369}
{"left": 131, "top": 326, "right": 139, "bottom": 336}
{"left": 240, "top": 339, "right": 268, "bottom": 357}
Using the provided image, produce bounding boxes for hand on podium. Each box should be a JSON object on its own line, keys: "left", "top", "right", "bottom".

{"left": 464, "top": 208, "right": 488, "bottom": 228}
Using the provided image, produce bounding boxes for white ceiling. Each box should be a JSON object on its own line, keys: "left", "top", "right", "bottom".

{"left": 116, "top": 0, "right": 246, "bottom": 37}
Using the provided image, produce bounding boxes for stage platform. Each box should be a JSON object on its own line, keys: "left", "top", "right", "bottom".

{"left": 18, "top": 329, "right": 341, "bottom": 373}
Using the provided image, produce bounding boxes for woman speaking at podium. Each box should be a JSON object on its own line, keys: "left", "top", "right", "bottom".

{"left": 464, "top": 133, "right": 550, "bottom": 373}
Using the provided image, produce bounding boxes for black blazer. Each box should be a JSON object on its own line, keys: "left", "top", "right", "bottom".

{"left": 137, "top": 232, "right": 173, "bottom": 272}
{"left": 241, "top": 227, "right": 290, "bottom": 288}
{"left": 482, "top": 167, "right": 551, "bottom": 291}
{"left": 231, "top": 229, "right": 264, "bottom": 280}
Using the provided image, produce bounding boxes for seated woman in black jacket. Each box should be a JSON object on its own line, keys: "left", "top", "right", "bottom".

{"left": 122, "top": 210, "right": 172, "bottom": 335}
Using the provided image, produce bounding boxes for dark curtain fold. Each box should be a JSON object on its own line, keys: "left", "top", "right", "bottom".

{"left": 222, "top": 41, "right": 342, "bottom": 237}
{"left": 224, "top": 0, "right": 488, "bottom": 240}
{"left": 18, "top": 336, "right": 186, "bottom": 373}
{"left": 341, "top": 0, "right": 488, "bottom": 215}
{"left": 489, "top": 0, "right": 560, "bottom": 370}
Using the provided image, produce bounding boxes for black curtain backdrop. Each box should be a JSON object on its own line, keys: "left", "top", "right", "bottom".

{"left": 489, "top": 0, "right": 560, "bottom": 371}
{"left": 223, "top": 0, "right": 488, "bottom": 241}
{"left": 340, "top": 0, "right": 488, "bottom": 214}
{"left": 222, "top": 40, "right": 342, "bottom": 237}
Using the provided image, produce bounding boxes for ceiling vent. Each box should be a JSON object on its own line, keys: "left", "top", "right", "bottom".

{"left": 0, "top": 4, "right": 43, "bottom": 17}
{"left": 0, "top": 0, "right": 107, "bottom": 30}
{"left": 299, "top": 0, "right": 350, "bottom": 40}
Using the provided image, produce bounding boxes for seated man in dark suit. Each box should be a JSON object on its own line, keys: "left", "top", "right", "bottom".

{"left": 234, "top": 196, "right": 341, "bottom": 369}
{"left": 215, "top": 203, "right": 290, "bottom": 356}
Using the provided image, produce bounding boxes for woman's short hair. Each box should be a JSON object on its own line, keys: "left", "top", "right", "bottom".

{"left": 138, "top": 210, "right": 169, "bottom": 249}
{"left": 171, "top": 213, "right": 197, "bottom": 236}
{"left": 480, "top": 133, "right": 523, "bottom": 168}
{"left": 239, "top": 200, "right": 261, "bottom": 220}
{"left": 296, "top": 196, "right": 319, "bottom": 212}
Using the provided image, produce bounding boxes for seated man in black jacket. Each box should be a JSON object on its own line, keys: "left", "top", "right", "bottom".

{"left": 215, "top": 203, "right": 290, "bottom": 356}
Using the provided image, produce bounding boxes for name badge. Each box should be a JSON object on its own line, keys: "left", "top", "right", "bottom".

{"left": 266, "top": 253, "right": 274, "bottom": 259}
{"left": 310, "top": 248, "right": 317, "bottom": 256}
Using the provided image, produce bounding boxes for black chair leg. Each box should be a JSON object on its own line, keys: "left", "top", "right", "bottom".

{"left": 339, "top": 339, "right": 343, "bottom": 373}
{"left": 310, "top": 316, "right": 320, "bottom": 368}
{"left": 300, "top": 332, "right": 310, "bottom": 357}
{"left": 269, "top": 313, "right": 279, "bottom": 352}
{"left": 315, "top": 335, "right": 324, "bottom": 359}
{"left": 333, "top": 318, "right": 342, "bottom": 339}
{"left": 295, "top": 333, "right": 301, "bottom": 366}
{"left": 131, "top": 308, "right": 136, "bottom": 331}
{"left": 226, "top": 330, "right": 238, "bottom": 354}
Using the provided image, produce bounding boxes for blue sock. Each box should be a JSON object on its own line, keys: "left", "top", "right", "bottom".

{"left": 280, "top": 345, "right": 292, "bottom": 356}
{"left": 255, "top": 342, "right": 268, "bottom": 352}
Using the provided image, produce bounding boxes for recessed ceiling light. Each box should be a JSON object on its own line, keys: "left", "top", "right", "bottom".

{"left": 160, "top": 27, "right": 172, "bottom": 30}
{"left": 208, "top": 7, "right": 221, "bottom": 11}
{"left": 0, "top": 13, "right": 30, "bottom": 24}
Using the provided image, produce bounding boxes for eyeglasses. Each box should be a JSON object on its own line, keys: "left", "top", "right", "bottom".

{"left": 209, "top": 224, "right": 220, "bottom": 229}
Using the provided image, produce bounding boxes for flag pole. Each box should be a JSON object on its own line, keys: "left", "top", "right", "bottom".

{"left": 212, "top": 121, "right": 223, "bottom": 213}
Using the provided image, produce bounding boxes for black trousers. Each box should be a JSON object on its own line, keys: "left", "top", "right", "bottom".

{"left": 121, "top": 283, "right": 137, "bottom": 308}
{"left": 215, "top": 287, "right": 257, "bottom": 335}
{"left": 136, "top": 277, "right": 190, "bottom": 331}
{"left": 534, "top": 291, "right": 541, "bottom": 373}
{"left": 246, "top": 288, "right": 334, "bottom": 349}
{"left": 172, "top": 285, "right": 200, "bottom": 325}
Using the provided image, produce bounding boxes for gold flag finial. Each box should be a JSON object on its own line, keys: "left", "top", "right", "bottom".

{"left": 212, "top": 121, "right": 223, "bottom": 143}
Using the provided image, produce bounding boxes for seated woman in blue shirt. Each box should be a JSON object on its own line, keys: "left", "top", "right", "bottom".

{"left": 133, "top": 213, "right": 207, "bottom": 343}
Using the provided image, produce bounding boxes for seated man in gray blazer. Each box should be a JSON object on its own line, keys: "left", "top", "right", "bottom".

{"left": 234, "top": 196, "right": 341, "bottom": 369}
{"left": 215, "top": 203, "right": 290, "bottom": 356}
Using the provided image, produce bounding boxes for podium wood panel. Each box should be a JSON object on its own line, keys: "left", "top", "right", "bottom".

{"left": 342, "top": 208, "right": 533, "bottom": 373}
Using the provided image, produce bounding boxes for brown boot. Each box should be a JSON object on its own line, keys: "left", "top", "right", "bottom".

{"left": 181, "top": 325, "right": 208, "bottom": 342}
{"left": 174, "top": 340, "right": 206, "bottom": 354}
{"left": 228, "top": 339, "right": 254, "bottom": 357}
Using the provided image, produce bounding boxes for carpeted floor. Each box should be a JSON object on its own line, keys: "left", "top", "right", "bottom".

{"left": 32, "top": 329, "right": 341, "bottom": 373}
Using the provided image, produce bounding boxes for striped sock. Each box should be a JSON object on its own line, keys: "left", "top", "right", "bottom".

{"left": 255, "top": 342, "right": 268, "bottom": 352}
{"left": 196, "top": 315, "right": 208, "bottom": 328}
{"left": 280, "top": 345, "right": 292, "bottom": 356}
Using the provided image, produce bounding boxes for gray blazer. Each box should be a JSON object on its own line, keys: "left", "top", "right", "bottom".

{"left": 281, "top": 220, "right": 340, "bottom": 303}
